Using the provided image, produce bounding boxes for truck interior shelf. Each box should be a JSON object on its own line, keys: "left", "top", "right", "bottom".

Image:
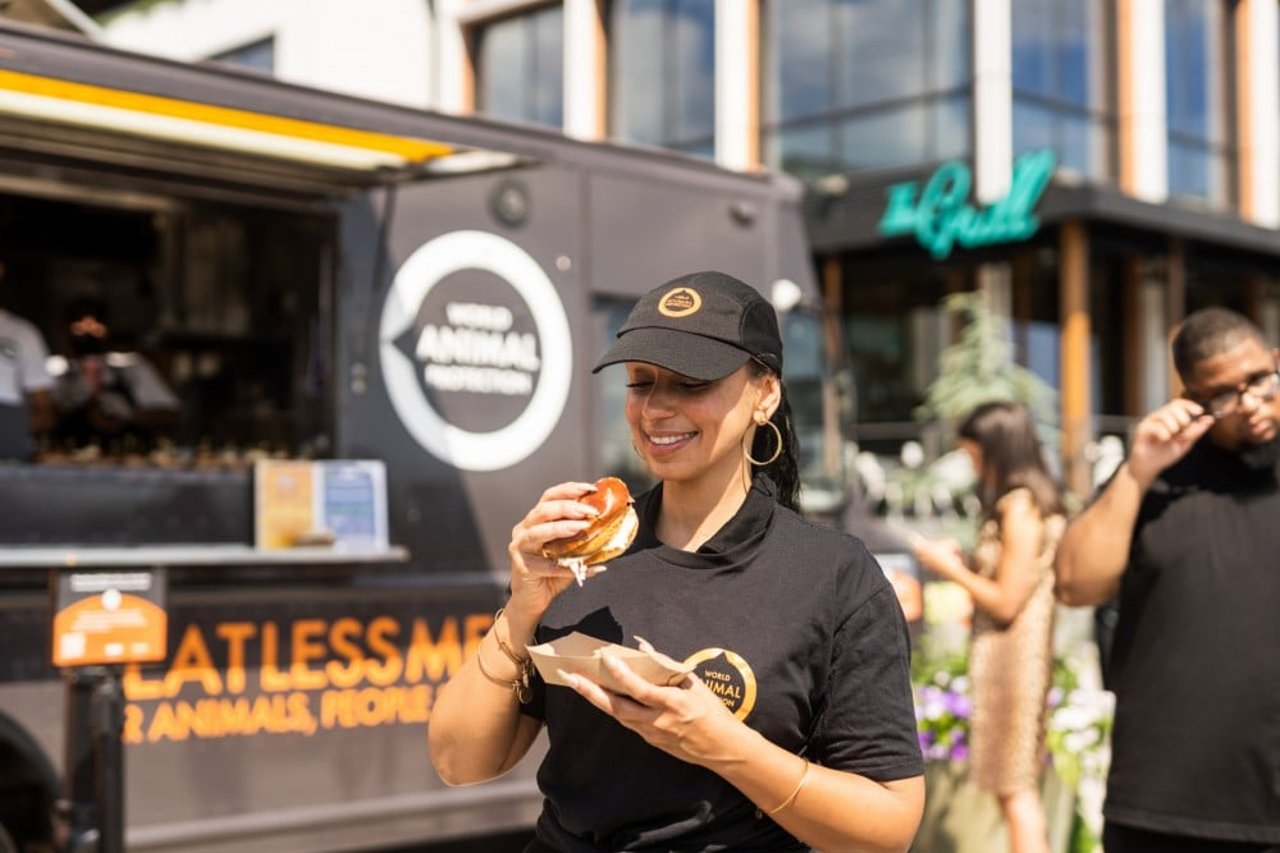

{"left": 0, "top": 544, "right": 410, "bottom": 569}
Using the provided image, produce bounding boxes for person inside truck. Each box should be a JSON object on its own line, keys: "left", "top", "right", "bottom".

{"left": 51, "top": 296, "right": 180, "bottom": 455}
{"left": 429, "top": 271, "right": 925, "bottom": 853}
{"left": 0, "top": 261, "right": 56, "bottom": 461}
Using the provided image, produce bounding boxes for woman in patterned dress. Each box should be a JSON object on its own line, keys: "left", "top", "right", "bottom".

{"left": 913, "top": 401, "right": 1067, "bottom": 853}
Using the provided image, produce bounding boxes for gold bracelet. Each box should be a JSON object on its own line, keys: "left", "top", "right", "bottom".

{"left": 482, "top": 607, "right": 533, "bottom": 704}
{"left": 475, "top": 645, "right": 532, "bottom": 704}
{"left": 493, "top": 608, "right": 532, "bottom": 667}
{"left": 766, "top": 757, "right": 811, "bottom": 816}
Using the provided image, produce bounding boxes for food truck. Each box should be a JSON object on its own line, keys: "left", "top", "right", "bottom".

{"left": 0, "top": 21, "right": 878, "bottom": 853}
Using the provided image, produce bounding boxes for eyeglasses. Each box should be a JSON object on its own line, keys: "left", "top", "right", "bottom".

{"left": 1188, "top": 366, "right": 1280, "bottom": 419}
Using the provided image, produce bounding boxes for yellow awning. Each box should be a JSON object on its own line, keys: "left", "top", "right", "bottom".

{"left": 0, "top": 68, "right": 456, "bottom": 172}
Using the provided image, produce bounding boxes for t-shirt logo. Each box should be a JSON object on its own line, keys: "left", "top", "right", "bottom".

{"left": 684, "top": 647, "right": 757, "bottom": 720}
{"left": 658, "top": 287, "right": 701, "bottom": 319}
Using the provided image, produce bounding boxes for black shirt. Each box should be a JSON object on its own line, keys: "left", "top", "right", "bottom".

{"left": 1105, "top": 439, "right": 1280, "bottom": 843}
{"left": 523, "top": 477, "right": 923, "bottom": 852}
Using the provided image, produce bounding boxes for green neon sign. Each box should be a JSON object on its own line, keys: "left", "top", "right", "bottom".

{"left": 877, "top": 149, "right": 1056, "bottom": 260}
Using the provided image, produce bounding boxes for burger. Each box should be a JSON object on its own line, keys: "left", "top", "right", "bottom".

{"left": 542, "top": 476, "right": 639, "bottom": 584}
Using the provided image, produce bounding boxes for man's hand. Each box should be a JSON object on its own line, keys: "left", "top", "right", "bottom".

{"left": 1126, "top": 399, "right": 1214, "bottom": 489}
{"left": 1056, "top": 397, "right": 1213, "bottom": 606}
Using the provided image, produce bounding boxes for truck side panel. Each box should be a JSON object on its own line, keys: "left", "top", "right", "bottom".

{"left": 337, "top": 165, "right": 591, "bottom": 578}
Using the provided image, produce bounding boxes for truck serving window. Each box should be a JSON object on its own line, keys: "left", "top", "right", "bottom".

{"left": 3, "top": 191, "right": 331, "bottom": 466}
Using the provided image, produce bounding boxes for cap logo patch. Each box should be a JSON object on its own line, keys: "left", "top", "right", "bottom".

{"left": 658, "top": 287, "right": 701, "bottom": 318}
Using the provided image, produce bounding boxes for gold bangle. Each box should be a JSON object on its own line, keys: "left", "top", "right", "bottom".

{"left": 479, "top": 607, "right": 533, "bottom": 705}
{"left": 493, "top": 608, "right": 532, "bottom": 667}
{"left": 766, "top": 757, "right": 811, "bottom": 816}
{"left": 475, "top": 644, "right": 532, "bottom": 703}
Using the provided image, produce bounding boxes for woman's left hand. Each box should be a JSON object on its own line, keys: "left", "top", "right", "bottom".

{"left": 558, "top": 639, "right": 745, "bottom": 767}
{"left": 912, "top": 537, "right": 967, "bottom": 581}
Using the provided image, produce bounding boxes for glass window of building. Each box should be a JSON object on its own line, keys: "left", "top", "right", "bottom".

{"left": 610, "top": 0, "right": 715, "bottom": 157}
{"left": 841, "top": 255, "right": 960, "bottom": 450}
{"left": 1011, "top": 0, "right": 1115, "bottom": 182}
{"left": 760, "top": 0, "right": 971, "bottom": 179}
{"left": 476, "top": 6, "right": 565, "bottom": 129}
{"left": 1164, "top": 0, "right": 1235, "bottom": 207}
{"left": 211, "top": 37, "right": 275, "bottom": 75}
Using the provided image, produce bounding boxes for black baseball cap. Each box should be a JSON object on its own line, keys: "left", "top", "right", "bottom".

{"left": 592, "top": 271, "right": 784, "bottom": 381}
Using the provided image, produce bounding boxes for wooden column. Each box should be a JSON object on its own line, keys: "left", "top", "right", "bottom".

{"left": 715, "top": 0, "right": 760, "bottom": 170}
{"left": 1116, "top": 0, "right": 1168, "bottom": 202}
{"left": 822, "top": 254, "right": 844, "bottom": 358}
{"left": 1059, "top": 222, "right": 1093, "bottom": 500}
{"left": 1237, "top": 0, "right": 1256, "bottom": 218}
{"left": 564, "top": 0, "right": 608, "bottom": 140}
{"left": 1235, "top": 0, "right": 1280, "bottom": 226}
{"left": 1117, "top": 0, "right": 1136, "bottom": 195}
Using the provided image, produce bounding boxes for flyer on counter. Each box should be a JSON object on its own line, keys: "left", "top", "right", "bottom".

{"left": 255, "top": 459, "right": 389, "bottom": 551}
{"left": 254, "top": 460, "right": 318, "bottom": 550}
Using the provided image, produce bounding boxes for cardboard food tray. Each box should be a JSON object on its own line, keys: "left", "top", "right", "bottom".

{"left": 527, "top": 632, "right": 694, "bottom": 693}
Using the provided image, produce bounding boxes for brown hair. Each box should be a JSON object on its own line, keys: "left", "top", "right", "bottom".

{"left": 958, "top": 401, "right": 1064, "bottom": 518}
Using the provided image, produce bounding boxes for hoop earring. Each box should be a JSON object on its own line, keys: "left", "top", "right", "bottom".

{"left": 743, "top": 419, "right": 783, "bottom": 466}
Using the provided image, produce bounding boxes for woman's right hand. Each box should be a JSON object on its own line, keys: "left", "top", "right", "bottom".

{"left": 504, "top": 481, "right": 603, "bottom": 648}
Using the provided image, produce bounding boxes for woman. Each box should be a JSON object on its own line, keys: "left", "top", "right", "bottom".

{"left": 429, "top": 271, "right": 924, "bottom": 852}
{"left": 912, "top": 401, "right": 1067, "bottom": 853}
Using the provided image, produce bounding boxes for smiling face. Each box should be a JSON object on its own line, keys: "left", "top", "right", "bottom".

{"left": 624, "top": 362, "right": 778, "bottom": 488}
{"left": 1183, "top": 337, "right": 1280, "bottom": 451}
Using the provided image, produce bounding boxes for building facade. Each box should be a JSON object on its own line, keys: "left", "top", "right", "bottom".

{"left": 102, "top": 0, "right": 1280, "bottom": 495}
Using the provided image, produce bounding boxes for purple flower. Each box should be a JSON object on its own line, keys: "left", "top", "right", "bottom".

{"left": 945, "top": 692, "right": 972, "bottom": 718}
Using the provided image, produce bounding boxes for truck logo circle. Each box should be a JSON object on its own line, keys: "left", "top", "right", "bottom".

{"left": 379, "top": 230, "right": 572, "bottom": 471}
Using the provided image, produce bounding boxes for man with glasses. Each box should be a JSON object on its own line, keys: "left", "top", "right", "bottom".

{"left": 1056, "top": 307, "right": 1280, "bottom": 853}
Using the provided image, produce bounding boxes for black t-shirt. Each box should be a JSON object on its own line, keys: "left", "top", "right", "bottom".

{"left": 522, "top": 477, "right": 923, "bottom": 852}
{"left": 1105, "top": 439, "right": 1280, "bottom": 843}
